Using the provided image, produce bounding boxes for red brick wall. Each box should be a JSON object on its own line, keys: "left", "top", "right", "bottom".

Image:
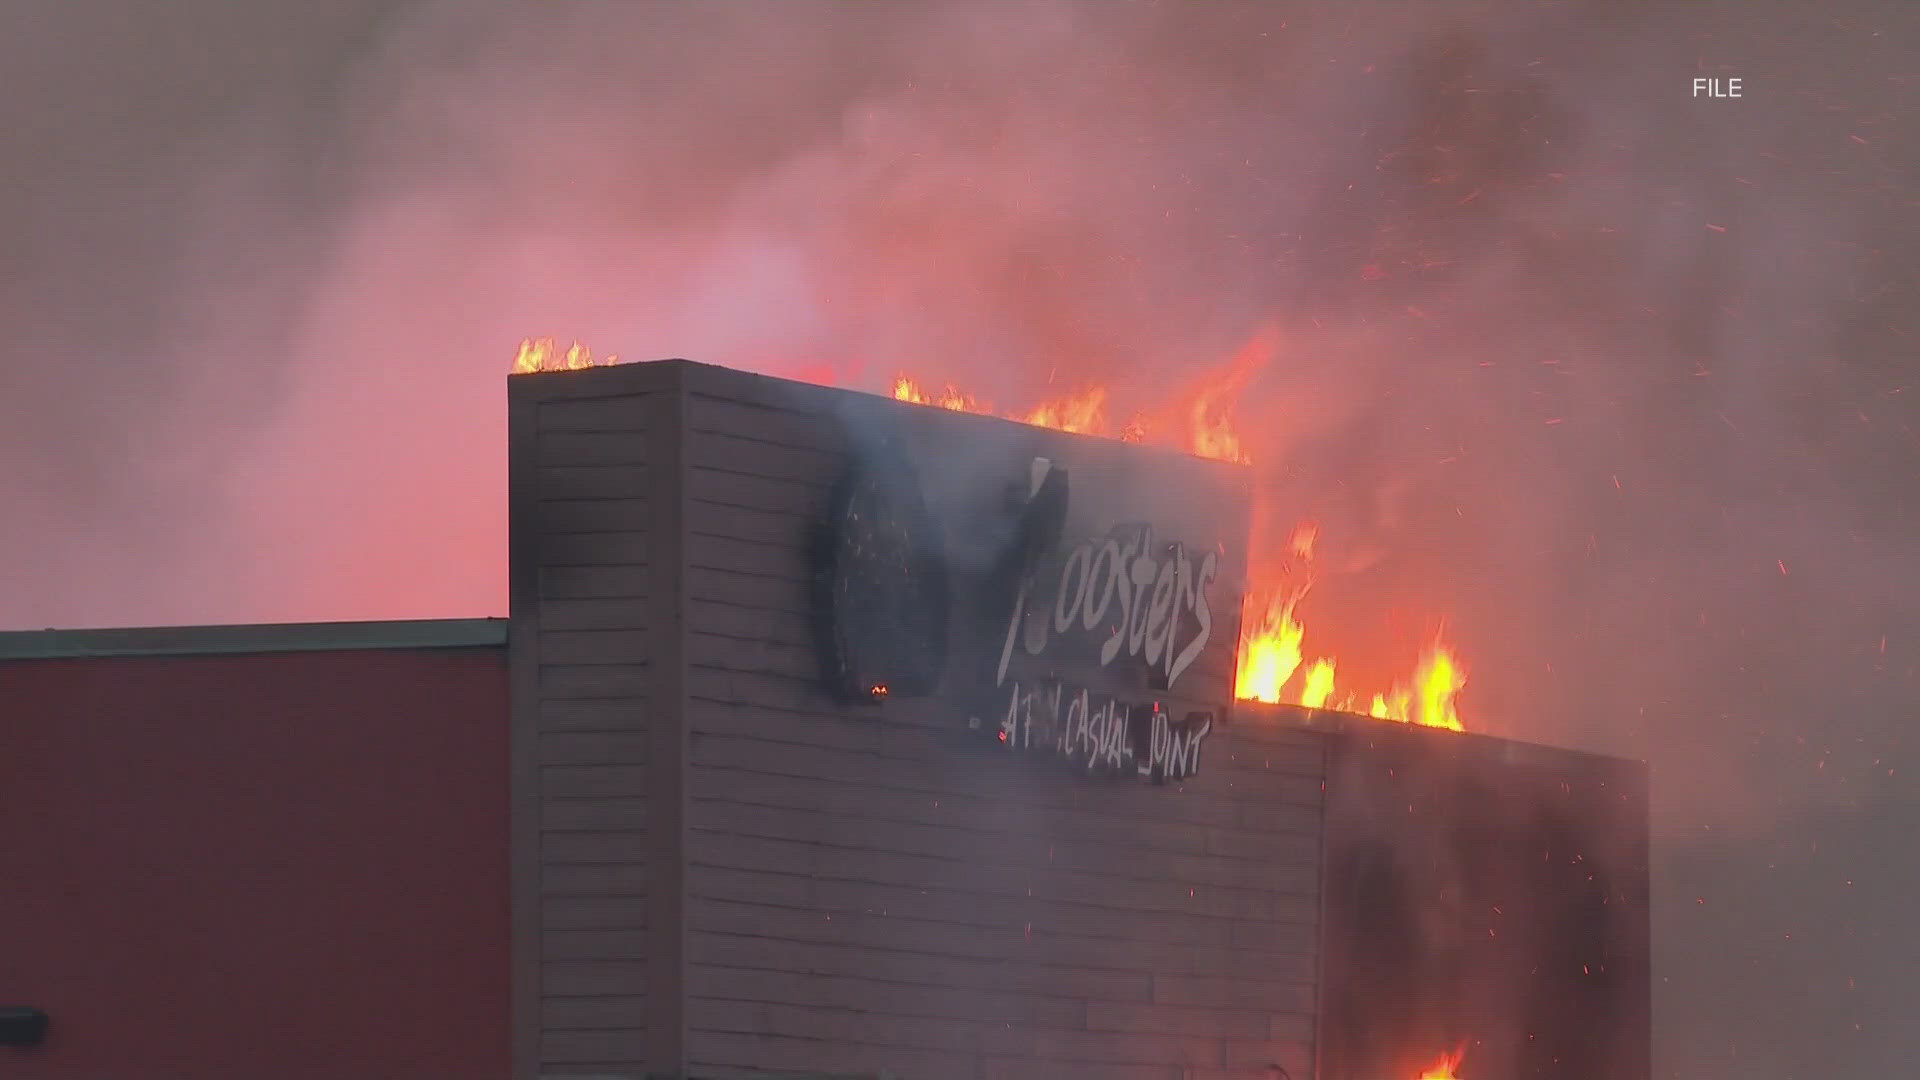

{"left": 0, "top": 646, "right": 509, "bottom": 1079}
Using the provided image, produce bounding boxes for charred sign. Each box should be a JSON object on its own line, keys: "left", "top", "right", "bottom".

{"left": 815, "top": 423, "right": 1247, "bottom": 784}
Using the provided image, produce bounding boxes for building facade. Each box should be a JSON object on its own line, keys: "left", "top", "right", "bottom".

{"left": 0, "top": 360, "right": 1649, "bottom": 1080}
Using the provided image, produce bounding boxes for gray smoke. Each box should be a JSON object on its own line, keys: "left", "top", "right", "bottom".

{"left": 3, "top": 1, "right": 1915, "bottom": 1074}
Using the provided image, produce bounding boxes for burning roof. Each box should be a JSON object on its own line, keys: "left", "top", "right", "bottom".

{"left": 512, "top": 334, "right": 1470, "bottom": 733}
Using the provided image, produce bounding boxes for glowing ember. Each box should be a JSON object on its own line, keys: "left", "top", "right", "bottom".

{"left": 1416, "top": 1049, "right": 1466, "bottom": 1079}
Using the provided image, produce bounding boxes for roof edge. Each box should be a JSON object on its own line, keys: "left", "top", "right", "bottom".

{"left": 0, "top": 618, "right": 508, "bottom": 660}
{"left": 1236, "top": 699, "right": 1646, "bottom": 772}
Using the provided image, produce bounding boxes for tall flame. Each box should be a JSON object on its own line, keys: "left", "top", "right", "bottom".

{"left": 1235, "top": 591, "right": 1307, "bottom": 704}
{"left": 1416, "top": 1049, "right": 1466, "bottom": 1079}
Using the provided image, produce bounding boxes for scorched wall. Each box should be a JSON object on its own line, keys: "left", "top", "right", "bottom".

{"left": 509, "top": 358, "right": 1651, "bottom": 1080}
{"left": 512, "top": 360, "right": 1322, "bottom": 1080}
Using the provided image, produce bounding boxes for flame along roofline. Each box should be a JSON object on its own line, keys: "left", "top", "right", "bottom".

{"left": 0, "top": 618, "right": 507, "bottom": 660}
{"left": 510, "top": 357, "right": 1258, "bottom": 470}
{"left": 1237, "top": 698, "right": 1648, "bottom": 772}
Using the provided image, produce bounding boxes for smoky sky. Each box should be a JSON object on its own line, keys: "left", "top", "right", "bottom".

{"left": 3, "top": 1, "right": 1916, "bottom": 1075}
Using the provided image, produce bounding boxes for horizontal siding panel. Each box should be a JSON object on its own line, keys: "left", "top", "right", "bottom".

{"left": 688, "top": 899, "right": 1021, "bottom": 959}
{"left": 686, "top": 1030, "right": 976, "bottom": 1080}
{"left": 690, "top": 704, "right": 882, "bottom": 752}
{"left": 539, "top": 465, "right": 651, "bottom": 501}
{"left": 1216, "top": 715, "right": 1326, "bottom": 749}
{"left": 539, "top": 566, "right": 650, "bottom": 600}
{"left": 541, "top": 597, "right": 651, "bottom": 632}
{"left": 543, "top": 929, "right": 648, "bottom": 960}
{"left": 543, "top": 895, "right": 650, "bottom": 930}
{"left": 686, "top": 393, "right": 842, "bottom": 451}
{"left": 797, "top": 878, "right": 1313, "bottom": 956}
{"left": 687, "top": 429, "right": 841, "bottom": 486}
{"left": 689, "top": 634, "right": 818, "bottom": 680}
{"left": 688, "top": 467, "right": 828, "bottom": 517}
{"left": 538, "top": 430, "right": 649, "bottom": 466}
{"left": 689, "top": 930, "right": 1153, "bottom": 1001}
{"left": 686, "top": 666, "right": 839, "bottom": 714}
{"left": 1209, "top": 746, "right": 1331, "bottom": 785}
{"left": 541, "top": 995, "right": 647, "bottom": 1031}
{"left": 979, "top": 1024, "right": 1223, "bottom": 1067}
{"left": 543, "top": 797, "right": 648, "bottom": 831}
{"left": 538, "top": 497, "right": 653, "bottom": 534}
{"left": 685, "top": 897, "right": 1313, "bottom": 978}
{"left": 541, "top": 697, "right": 648, "bottom": 732}
{"left": 1204, "top": 823, "right": 1324, "bottom": 860}
{"left": 541, "top": 1028, "right": 649, "bottom": 1064}
{"left": 541, "top": 664, "right": 650, "bottom": 699}
{"left": 687, "top": 766, "right": 1207, "bottom": 855}
{"left": 536, "top": 1065, "right": 646, "bottom": 1079}
{"left": 540, "top": 732, "right": 649, "bottom": 767}
{"left": 685, "top": 535, "right": 811, "bottom": 581}
{"left": 686, "top": 834, "right": 1318, "bottom": 925}
{"left": 538, "top": 393, "right": 652, "bottom": 432}
{"left": 544, "top": 959, "right": 649, "bottom": 997}
{"left": 691, "top": 860, "right": 1320, "bottom": 953}
{"left": 687, "top": 863, "right": 813, "bottom": 907}
{"left": 696, "top": 998, "right": 1227, "bottom": 1068}
{"left": 542, "top": 831, "right": 647, "bottom": 865}
{"left": 1222, "top": 1037, "right": 1315, "bottom": 1072}
{"left": 687, "top": 964, "right": 1086, "bottom": 1029}
{"left": 1151, "top": 974, "right": 1316, "bottom": 1014}
{"left": 685, "top": 566, "right": 811, "bottom": 614}
{"left": 542, "top": 863, "right": 648, "bottom": 896}
{"left": 687, "top": 598, "right": 814, "bottom": 647}
{"left": 542, "top": 765, "right": 647, "bottom": 799}
{"left": 1083, "top": 1001, "right": 1271, "bottom": 1039}
{"left": 688, "top": 733, "right": 923, "bottom": 790}
{"left": 539, "top": 533, "right": 650, "bottom": 568}
{"left": 977, "top": 1059, "right": 1182, "bottom": 1080}
{"left": 686, "top": 499, "right": 812, "bottom": 549}
{"left": 686, "top": 799, "right": 1318, "bottom": 900}
{"left": 539, "top": 630, "right": 651, "bottom": 667}
{"left": 689, "top": 732, "right": 1313, "bottom": 824}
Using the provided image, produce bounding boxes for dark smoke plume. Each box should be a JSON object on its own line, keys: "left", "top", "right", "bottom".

{"left": 3, "top": 2, "right": 1916, "bottom": 1075}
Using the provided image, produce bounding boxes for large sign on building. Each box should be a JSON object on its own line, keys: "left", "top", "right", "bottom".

{"left": 813, "top": 414, "right": 1249, "bottom": 783}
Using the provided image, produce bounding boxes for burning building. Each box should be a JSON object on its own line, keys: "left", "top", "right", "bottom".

{"left": 0, "top": 358, "right": 1648, "bottom": 1079}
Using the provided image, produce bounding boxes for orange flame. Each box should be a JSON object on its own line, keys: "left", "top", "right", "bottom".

{"left": 892, "top": 375, "right": 984, "bottom": 413}
{"left": 1416, "top": 1049, "right": 1466, "bottom": 1079}
{"left": 1232, "top": 516, "right": 1468, "bottom": 730}
{"left": 1021, "top": 387, "right": 1109, "bottom": 435}
{"left": 1235, "top": 591, "right": 1307, "bottom": 705}
{"left": 1185, "top": 325, "right": 1273, "bottom": 464}
{"left": 513, "top": 337, "right": 611, "bottom": 374}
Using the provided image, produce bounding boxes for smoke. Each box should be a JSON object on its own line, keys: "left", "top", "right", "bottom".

{"left": 4, "top": 0, "right": 1917, "bottom": 1074}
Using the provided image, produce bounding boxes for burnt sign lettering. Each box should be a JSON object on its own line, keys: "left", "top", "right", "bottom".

{"left": 998, "top": 522, "right": 1219, "bottom": 690}
{"left": 995, "top": 680, "right": 1213, "bottom": 782}
{"left": 817, "top": 436, "right": 1241, "bottom": 787}
{"left": 972, "top": 457, "right": 1226, "bottom": 782}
